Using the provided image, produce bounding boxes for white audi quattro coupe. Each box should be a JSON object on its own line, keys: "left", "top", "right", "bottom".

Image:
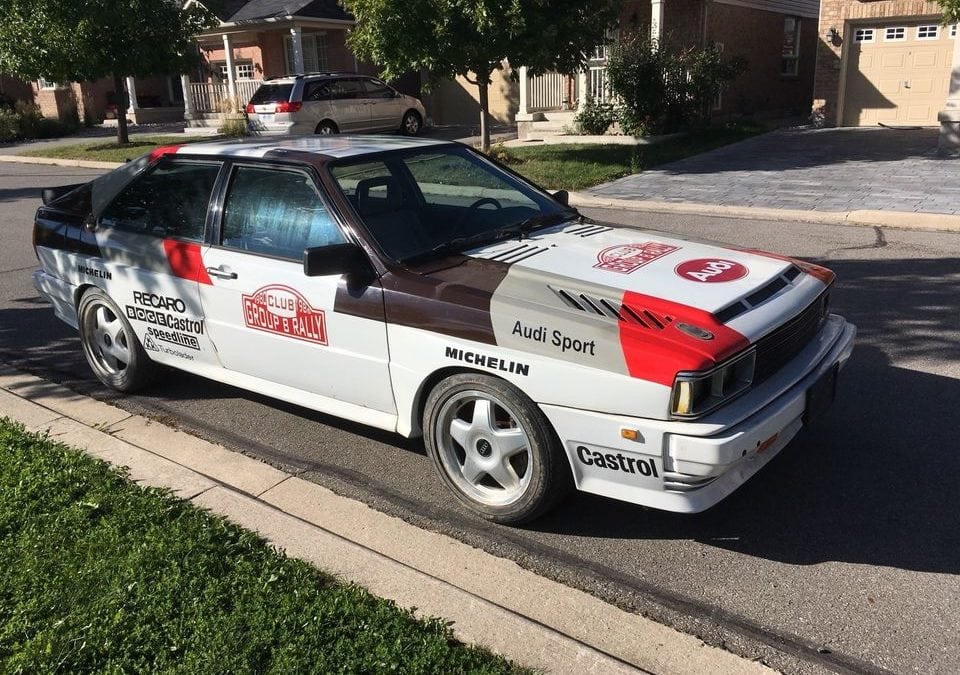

{"left": 33, "top": 136, "right": 855, "bottom": 524}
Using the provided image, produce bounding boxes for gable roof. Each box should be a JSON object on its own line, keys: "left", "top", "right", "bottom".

{"left": 215, "top": 0, "right": 350, "bottom": 24}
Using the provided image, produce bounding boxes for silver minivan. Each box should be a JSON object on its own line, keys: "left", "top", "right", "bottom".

{"left": 245, "top": 73, "right": 427, "bottom": 136}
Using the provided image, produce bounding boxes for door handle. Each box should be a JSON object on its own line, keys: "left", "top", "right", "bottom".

{"left": 206, "top": 266, "right": 238, "bottom": 280}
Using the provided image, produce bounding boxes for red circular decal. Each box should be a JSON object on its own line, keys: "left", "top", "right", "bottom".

{"left": 675, "top": 258, "right": 748, "bottom": 283}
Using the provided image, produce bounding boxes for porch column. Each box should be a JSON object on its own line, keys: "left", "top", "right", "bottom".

{"left": 937, "top": 24, "right": 960, "bottom": 155}
{"left": 650, "top": 0, "right": 664, "bottom": 42}
{"left": 577, "top": 71, "right": 589, "bottom": 109}
{"left": 290, "top": 26, "right": 305, "bottom": 75}
{"left": 222, "top": 33, "right": 237, "bottom": 104}
{"left": 125, "top": 76, "right": 139, "bottom": 112}
{"left": 518, "top": 66, "right": 529, "bottom": 117}
{"left": 181, "top": 74, "right": 195, "bottom": 119}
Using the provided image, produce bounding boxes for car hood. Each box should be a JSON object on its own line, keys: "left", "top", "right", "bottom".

{"left": 457, "top": 221, "right": 833, "bottom": 383}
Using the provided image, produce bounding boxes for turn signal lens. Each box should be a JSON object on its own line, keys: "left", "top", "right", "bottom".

{"left": 620, "top": 428, "right": 639, "bottom": 441}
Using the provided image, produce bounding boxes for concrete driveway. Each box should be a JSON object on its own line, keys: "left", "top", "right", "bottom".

{"left": 588, "top": 126, "right": 960, "bottom": 216}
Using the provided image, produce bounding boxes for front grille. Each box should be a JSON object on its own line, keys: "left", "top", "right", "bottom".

{"left": 753, "top": 289, "right": 830, "bottom": 382}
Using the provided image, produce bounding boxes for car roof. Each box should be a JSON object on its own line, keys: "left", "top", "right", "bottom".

{"left": 170, "top": 135, "right": 458, "bottom": 162}
{"left": 262, "top": 72, "right": 374, "bottom": 83}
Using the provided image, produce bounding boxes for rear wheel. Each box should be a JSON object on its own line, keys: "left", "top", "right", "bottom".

{"left": 400, "top": 110, "right": 422, "bottom": 136}
{"left": 78, "top": 288, "right": 160, "bottom": 392}
{"left": 423, "top": 373, "right": 571, "bottom": 524}
{"left": 315, "top": 120, "right": 338, "bottom": 135}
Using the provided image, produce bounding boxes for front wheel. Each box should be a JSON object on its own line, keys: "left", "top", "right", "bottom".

{"left": 78, "top": 288, "right": 160, "bottom": 392}
{"left": 423, "top": 373, "right": 571, "bottom": 524}
{"left": 400, "top": 110, "right": 422, "bottom": 136}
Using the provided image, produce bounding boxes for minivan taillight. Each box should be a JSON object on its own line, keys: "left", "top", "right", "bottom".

{"left": 275, "top": 101, "right": 302, "bottom": 113}
{"left": 245, "top": 103, "right": 255, "bottom": 113}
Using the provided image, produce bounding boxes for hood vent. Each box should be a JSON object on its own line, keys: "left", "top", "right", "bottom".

{"left": 550, "top": 286, "right": 673, "bottom": 330}
{"left": 714, "top": 265, "right": 803, "bottom": 324}
{"left": 475, "top": 243, "right": 550, "bottom": 263}
{"left": 564, "top": 223, "right": 613, "bottom": 237}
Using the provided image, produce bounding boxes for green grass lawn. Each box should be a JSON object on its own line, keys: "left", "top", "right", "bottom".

{"left": 502, "top": 124, "right": 766, "bottom": 191}
{"left": 18, "top": 135, "right": 217, "bottom": 163}
{"left": 0, "top": 419, "right": 525, "bottom": 674}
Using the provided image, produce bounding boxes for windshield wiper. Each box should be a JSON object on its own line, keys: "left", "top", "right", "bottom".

{"left": 399, "top": 234, "right": 482, "bottom": 266}
{"left": 494, "top": 209, "right": 578, "bottom": 242}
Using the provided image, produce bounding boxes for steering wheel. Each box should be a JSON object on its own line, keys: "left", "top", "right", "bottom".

{"left": 453, "top": 197, "right": 503, "bottom": 237}
{"left": 468, "top": 197, "right": 503, "bottom": 211}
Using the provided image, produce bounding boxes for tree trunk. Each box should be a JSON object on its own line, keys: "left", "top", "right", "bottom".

{"left": 113, "top": 74, "right": 129, "bottom": 145}
{"left": 477, "top": 71, "right": 491, "bottom": 152}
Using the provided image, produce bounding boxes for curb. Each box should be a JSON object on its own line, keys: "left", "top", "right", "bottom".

{"left": 568, "top": 193, "right": 960, "bottom": 233}
{"left": 0, "top": 361, "right": 774, "bottom": 675}
{"left": 0, "top": 154, "right": 122, "bottom": 170}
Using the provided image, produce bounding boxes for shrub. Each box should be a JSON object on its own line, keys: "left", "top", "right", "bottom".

{"left": 485, "top": 140, "right": 519, "bottom": 165}
{"left": 574, "top": 96, "right": 615, "bottom": 135}
{"left": 13, "top": 101, "right": 42, "bottom": 137}
{"left": 218, "top": 115, "right": 249, "bottom": 138}
{"left": 607, "top": 33, "right": 745, "bottom": 135}
{"left": 0, "top": 108, "right": 19, "bottom": 142}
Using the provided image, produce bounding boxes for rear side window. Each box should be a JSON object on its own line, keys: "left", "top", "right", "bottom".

{"left": 220, "top": 166, "right": 345, "bottom": 260}
{"left": 304, "top": 80, "right": 333, "bottom": 101}
{"left": 329, "top": 79, "right": 364, "bottom": 100}
{"left": 99, "top": 161, "right": 220, "bottom": 241}
{"left": 249, "top": 83, "right": 294, "bottom": 104}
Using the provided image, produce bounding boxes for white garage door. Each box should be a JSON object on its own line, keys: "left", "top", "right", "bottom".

{"left": 843, "top": 20, "right": 956, "bottom": 126}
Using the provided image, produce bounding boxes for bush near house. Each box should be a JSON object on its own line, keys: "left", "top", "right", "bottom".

{"left": 0, "top": 100, "right": 79, "bottom": 143}
{"left": 606, "top": 34, "right": 746, "bottom": 136}
{"left": 574, "top": 96, "right": 616, "bottom": 135}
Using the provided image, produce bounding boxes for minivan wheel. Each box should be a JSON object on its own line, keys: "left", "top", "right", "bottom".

{"left": 400, "top": 110, "right": 421, "bottom": 136}
{"left": 315, "top": 120, "right": 338, "bottom": 135}
{"left": 78, "top": 288, "right": 160, "bottom": 392}
{"left": 423, "top": 373, "right": 572, "bottom": 524}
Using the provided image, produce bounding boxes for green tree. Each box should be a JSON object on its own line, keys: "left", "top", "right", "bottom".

{"left": 939, "top": 0, "right": 960, "bottom": 23}
{"left": 0, "top": 0, "right": 216, "bottom": 143}
{"left": 344, "top": 0, "right": 621, "bottom": 150}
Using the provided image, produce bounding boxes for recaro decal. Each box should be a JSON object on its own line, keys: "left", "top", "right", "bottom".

{"left": 594, "top": 242, "right": 680, "bottom": 274}
{"left": 675, "top": 259, "right": 748, "bottom": 283}
{"left": 126, "top": 290, "right": 205, "bottom": 345}
{"left": 243, "top": 285, "right": 327, "bottom": 345}
{"left": 576, "top": 445, "right": 659, "bottom": 478}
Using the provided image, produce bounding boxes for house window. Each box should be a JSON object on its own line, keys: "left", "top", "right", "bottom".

{"left": 916, "top": 25, "right": 939, "bottom": 40}
{"left": 884, "top": 27, "right": 906, "bottom": 41}
{"left": 284, "top": 33, "right": 329, "bottom": 75}
{"left": 854, "top": 28, "right": 875, "bottom": 43}
{"left": 951, "top": 24, "right": 957, "bottom": 39}
{"left": 781, "top": 17, "right": 801, "bottom": 76}
{"left": 37, "top": 78, "right": 61, "bottom": 90}
{"left": 218, "top": 62, "right": 255, "bottom": 81}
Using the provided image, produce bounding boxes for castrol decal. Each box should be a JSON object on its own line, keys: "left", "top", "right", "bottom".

{"left": 594, "top": 242, "right": 680, "bottom": 274}
{"left": 242, "top": 285, "right": 327, "bottom": 345}
{"left": 675, "top": 259, "right": 748, "bottom": 283}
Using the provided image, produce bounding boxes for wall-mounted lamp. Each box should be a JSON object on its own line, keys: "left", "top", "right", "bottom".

{"left": 825, "top": 27, "right": 842, "bottom": 44}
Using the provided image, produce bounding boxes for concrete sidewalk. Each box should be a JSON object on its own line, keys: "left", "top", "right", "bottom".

{"left": 0, "top": 361, "right": 772, "bottom": 675}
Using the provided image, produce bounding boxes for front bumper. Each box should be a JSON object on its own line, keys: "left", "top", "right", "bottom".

{"left": 541, "top": 315, "right": 856, "bottom": 513}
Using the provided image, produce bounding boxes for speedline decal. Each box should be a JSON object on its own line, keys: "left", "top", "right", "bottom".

{"left": 243, "top": 285, "right": 327, "bottom": 345}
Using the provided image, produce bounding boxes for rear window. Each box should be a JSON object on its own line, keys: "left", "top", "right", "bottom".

{"left": 249, "top": 84, "right": 294, "bottom": 104}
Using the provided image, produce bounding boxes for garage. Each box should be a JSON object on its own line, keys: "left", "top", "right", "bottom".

{"left": 842, "top": 19, "right": 955, "bottom": 126}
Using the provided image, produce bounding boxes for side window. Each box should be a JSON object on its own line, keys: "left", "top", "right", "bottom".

{"left": 99, "top": 161, "right": 220, "bottom": 241}
{"left": 329, "top": 78, "right": 364, "bottom": 100}
{"left": 220, "top": 166, "right": 345, "bottom": 259}
{"left": 363, "top": 78, "right": 394, "bottom": 99}
{"left": 304, "top": 80, "right": 332, "bottom": 101}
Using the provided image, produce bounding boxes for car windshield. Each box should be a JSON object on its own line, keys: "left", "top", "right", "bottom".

{"left": 329, "top": 146, "right": 575, "bottom": 263}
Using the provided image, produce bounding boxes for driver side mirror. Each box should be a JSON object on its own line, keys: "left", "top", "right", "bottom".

{"left": 83, "top": 213, "right": 97, "bottom": 233}
{"left": 553, "top": 190, "right": 569, "bottom": 206}
{"left": 304, "top": 242, "right": 372, "bottom": 278}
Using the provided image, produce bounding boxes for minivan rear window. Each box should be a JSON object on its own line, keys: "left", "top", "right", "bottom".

{"left": 249, "top": 84, "right": 294, "bottom": 104}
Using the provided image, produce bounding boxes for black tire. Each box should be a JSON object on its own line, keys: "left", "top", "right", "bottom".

{"left": 423, "top": 373, "right": 572, "bottom": 524}
{"left": 400, "top": 110, "right": 422, "bottom": 136}
{"left": 77, "top": 288, "right": 160, "bottom": 392}
{"left": 315, "top": 120, "right": 338, "bottom": 135}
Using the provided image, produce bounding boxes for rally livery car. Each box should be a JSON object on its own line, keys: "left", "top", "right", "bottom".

{"left": 32, "top": 136, "right": 855, "bottom": 524}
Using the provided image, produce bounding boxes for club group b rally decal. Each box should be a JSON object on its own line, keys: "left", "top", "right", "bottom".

{"left": 242, "top": 285, "right": 328, "bottom": 345}
{"left": 594, "top": 242, "right": 680, "bottom": 274}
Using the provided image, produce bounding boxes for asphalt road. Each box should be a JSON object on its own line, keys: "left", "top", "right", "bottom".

{"left": 4, "top": 163, "right": 960, "bottom": 674}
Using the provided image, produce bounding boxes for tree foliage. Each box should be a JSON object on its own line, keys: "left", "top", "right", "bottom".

{"left": 343, "top": 0, "right": 621, "bottom": 148}
{"left": 939, "top": 0, "right": 960, "bottom": 23}
{"left": 0, "top": 0, "right": 217, "bottom": 142}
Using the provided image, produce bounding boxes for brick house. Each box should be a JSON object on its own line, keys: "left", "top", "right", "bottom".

{"left": 437, "top": 0, "right": 821, "bottom": 133}
{"left": 813, "top": 0, "right": 958, "bottom": 127}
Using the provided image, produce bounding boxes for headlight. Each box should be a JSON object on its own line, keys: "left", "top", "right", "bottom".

{"left": 671, "top": 350, "right": 756, "bottom": 418}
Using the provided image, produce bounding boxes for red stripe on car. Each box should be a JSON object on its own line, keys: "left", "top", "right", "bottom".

{"left": 148, "top": 144, "right": 184, "bottom": 163}
{"left": 737, "top": 248, "right": 835, "bottom": 286}
{"left": 163, "top": 240, "right": 212, "bottom": 285}
{"left": 618, "top": 291, "right": 750, "bottom": 386}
